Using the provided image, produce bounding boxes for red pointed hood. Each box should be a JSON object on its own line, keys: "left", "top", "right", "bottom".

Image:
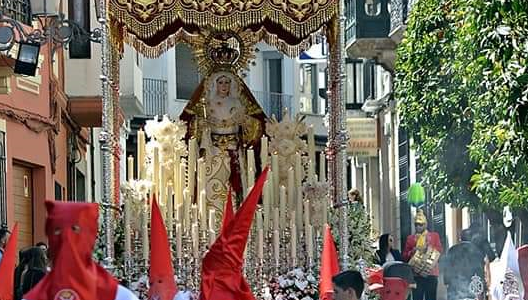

{"left": 221, "top": 186, "right": 234, "bottom": 235}
{"left": 0, "top": 223, "right": 18, "bottom": 300}
{"left": 199, "top": 167, "right": 269, "bottom": 300}
{"left": 518, "top": 245, "right": 528, "bottom": 300}
{"left": 319, "top": 225, "right": 340, "bottom": 300}
{"left": 148, "top": 194, "right": 178, "bottom": 300}
{"left": 24, "top": 201, "right": 118, "bottom": 300}
{"left": 381, "top": 278, "right": 409, "bottom": 300}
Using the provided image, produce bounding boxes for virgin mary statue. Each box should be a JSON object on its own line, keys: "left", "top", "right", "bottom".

{"left": 180, "top": 70, "right": 267, "bottom": 212}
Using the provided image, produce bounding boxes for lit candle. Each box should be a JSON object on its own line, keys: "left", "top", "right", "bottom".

{"left": 127, "top": 156, "right": 134, "bottom": 181}
{"left": 159, "top": 166, "right": 166, "bottom": 207}
{"left": 191, "top": 204, "right": 198, "bottom": 226}
{"left": 295, "top": 152, "right": 303, "bottom": 186}
{"left": 153, "top": 146, "right": 160, "bottom": 195}
{"left": 271, "top": 154, "right": 280, "bottom": 205}
{"left": 273, "top": 229, "right": 280, "bottom": 263}
{"left": 142, "top": 199, "right": 149, "bottom": 261}
{"left": 183, "top": 188, "right": 191, "bottom": 233}
{"left": 290, "top": 223, "right": 297, "bottom": 260}
{"left": 322, "top": 199, "right": 328, "bottom": 227}
{"left": 296, "top": 186, "right": 303, "bottom": 230}
{"left": 308, "top": 160, "right": 315, "bottom": 184}
{"left": 199, "top": 190, "right": 207, "bottom": 231}
{"left": 287, "top": 168, "right": 295, "bottom": 210}
{"left": 208, "top": 209, "right": 216, "bottom": 232}
{"left": 192, "top": 224, "right": 199, "bottom": 259}
{"left": 304, "top": 200, "right": 311, "bottom": 233}
{"left": 166, "top": 185, "right": 173, "bottom": 238}
{"left": 209, "top": 229, "right": 216, "bottom": 246}
{"left": 307, "top": 225, "right": 314, "bottom": 259}
{"left": 173, "top": 154, "right": 181, "bottom": 207}
{"left": 188, "top": 138, "right": 197, "bottom": 198}
{"left": 175, "top": 223, "right": 182, "bottom": 259}
{"left": 137, "top": 129, "right": 145, "bottom": 179}
{"left": 197, "top": 158, "right": 206, "bottom": 197}
{"left": 178, "top": 158, "right": 187, "bottom": 206}
{"left": 176, "top": 204, "right": 183, "bottom": 224}
{"left": 247, "top": 148, "right": 255, "bottom": 190}
{"left": 256, "top": 210, "right": 263, "bottom": 230}
{"left": 257, "top": 228, "right": 264, "bottom": 259}
{"left": 260, "top": 136, "right": 268, "bottom": 167}
{"left": 307, "top": 125, "right": 316, "bottom": 176}
{"left": 273, "top": 207, "right": 280, "bottom": 231}
{"left": 263, "top": 180, "right": 271, "bottom": 232}
{"left": 279, "top": 186, "right": 287, "bottom": 229}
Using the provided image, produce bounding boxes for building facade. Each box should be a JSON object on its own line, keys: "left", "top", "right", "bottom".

{"left": 0, "top": 1, "right": 91, "bottom": 249}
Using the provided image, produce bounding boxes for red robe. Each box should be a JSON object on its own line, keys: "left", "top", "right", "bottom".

{"left": 402, "top": 231, "right": 443, "bottom": 277}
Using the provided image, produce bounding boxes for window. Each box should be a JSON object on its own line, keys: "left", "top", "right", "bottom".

{"left": 68, "top": 0, "right": 91, "bottom": 58}
{"left": 0, "top": 0, "right": 31, "bottom": 25}
{"left": 55, "top": 182, "right": 63, "bottom": 201}
{"left": 300, "top": 63, "right": 328, "bottom": 115}
{"left": 76, "top": 170, "right": 85, "bottom": 202}
{"left": 175, "top": 44, "right": 201, "bottom": 99}
{"left": 0, "top": 131, "right": 6, "bottom": 225}
{"left": 346, "top": 59, "right": 365, "bottom": 106}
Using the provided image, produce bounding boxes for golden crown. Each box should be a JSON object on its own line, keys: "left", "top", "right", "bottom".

{"left": 208, "top": 41, "right": 240, "bottom": 66}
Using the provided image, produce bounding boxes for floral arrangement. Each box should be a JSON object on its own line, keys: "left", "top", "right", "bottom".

{"left": 266, "top": 113, "right": 308, "bottom": 184}
{"left": 144, "top": 114, "right": 188, "bottom": 176}
{"left": 129, "top": 275, "right": 149, "bottom": 299}
{"left": 120, "top": 180, "right": 151, "bottom": 230}
{"left": 260, "top": 268, "right": 319, "bottom": 300}
{"left": 329, "top": 190, "right": 376, "bottom": 272}
{"left": 303, "top": 181, "right": 330, "bottom": 229}
{"left": 128, "top": 275, "right": 200, "bottom": 300}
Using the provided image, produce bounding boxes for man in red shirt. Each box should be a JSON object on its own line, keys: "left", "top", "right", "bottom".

{"left": 403, "top": 209, "right": 443, "bottom": 300}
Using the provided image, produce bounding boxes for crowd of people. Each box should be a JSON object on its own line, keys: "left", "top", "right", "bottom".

{"left": 371, "top": 210, "right": 527, "bottom": 300}
{"left": 0, "top": 193, "right": 526, "bottom": 300}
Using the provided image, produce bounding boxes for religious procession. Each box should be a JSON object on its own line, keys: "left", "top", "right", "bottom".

{"left": 0, "top": 0, "right": 527, "bottom": 300}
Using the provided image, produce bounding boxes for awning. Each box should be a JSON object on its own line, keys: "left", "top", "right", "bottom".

{"left": 68, "top": 96, "right": 102, "bottom": 127}
{"left": 109, "top": 0, "right": 337, "bottom": 58}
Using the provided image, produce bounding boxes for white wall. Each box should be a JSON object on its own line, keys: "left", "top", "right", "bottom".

{"left": 64, "top": 4, "right": 102, "bottom": 97}
{"left": 119, "top": 45, "right": 144, "bottom": 106}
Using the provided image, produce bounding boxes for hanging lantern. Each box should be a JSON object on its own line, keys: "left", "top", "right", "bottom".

{"left": 407, "top": 183, "right": 425, "bottom": 207}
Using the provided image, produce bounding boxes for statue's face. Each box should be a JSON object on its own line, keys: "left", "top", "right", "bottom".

{"left": 216, "top": 76, "right": 231, "bottom": 97}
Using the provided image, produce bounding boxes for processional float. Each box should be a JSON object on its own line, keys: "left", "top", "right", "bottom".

{"left": 97, "top": 0, "right": 350, "bottom": 292}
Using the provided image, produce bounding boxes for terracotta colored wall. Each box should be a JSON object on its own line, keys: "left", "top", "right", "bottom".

{"left": 1, "top": 46, "right": 53, "bottom": 244}
{"left": 54, "top": 122, "right": 69, "bottom": 199}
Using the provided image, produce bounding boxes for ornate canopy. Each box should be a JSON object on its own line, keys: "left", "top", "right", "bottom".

{"left": 108, "top": 0, "right": 337, "bottom": 57}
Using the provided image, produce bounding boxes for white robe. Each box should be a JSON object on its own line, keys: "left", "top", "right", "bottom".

{"left": 23, "top": 285, "right": 139, "bottom": 300}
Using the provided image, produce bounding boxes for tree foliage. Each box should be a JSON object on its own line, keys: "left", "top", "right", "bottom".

{"left": 395, "top": 0, "right": 528, "bottom": 210}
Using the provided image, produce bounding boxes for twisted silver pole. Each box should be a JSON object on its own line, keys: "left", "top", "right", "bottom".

{"left": 98, "top": 0, "right": 115, "bottom": 270}
{"left": 328, "top": 0, "right": 349, "bottom": 270}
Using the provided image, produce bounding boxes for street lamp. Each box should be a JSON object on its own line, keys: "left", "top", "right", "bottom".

{"left": 0, "top": 0, "right": 102, "bottom": 75}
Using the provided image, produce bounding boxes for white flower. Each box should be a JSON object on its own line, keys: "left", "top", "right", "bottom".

{"left": 295, "top": 279, "right": 309, "bottom": 291}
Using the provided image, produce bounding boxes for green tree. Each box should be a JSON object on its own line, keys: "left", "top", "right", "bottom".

{"left": 395, "top": 0, "right": 528, "bottom": 245}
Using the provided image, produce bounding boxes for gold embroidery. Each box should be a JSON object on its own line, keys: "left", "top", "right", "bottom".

{"left": 109, "top": 0, "right": 336, "bottom": 57}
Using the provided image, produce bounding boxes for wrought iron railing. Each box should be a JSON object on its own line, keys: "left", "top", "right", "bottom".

{"left": 389, "top": 0, "right": 408, "bottom": 33}
{"left": 0, "top": 0, "right": 31, "bottom": 25}
{"left": 0, "top": 131, "right": 7, "bottom": 226}
{"left": 143, "top": 78, "right": 168, "bottom": 116}
{"left": 344, "top": 0, "right": 356, "bottom": 43}
{"left": 251, "top": 90, "right": 292, "bottom": 122}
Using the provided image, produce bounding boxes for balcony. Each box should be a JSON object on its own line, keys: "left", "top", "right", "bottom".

{"left": 389, "top": 0, "right": 415, "bottom": 43}
{"left": 0, "top": 0, "right": 31, "bottom": 25}
{"left": 251, "top": 90, "right": 292, "bottom": 122}
{"left": 143, "top": 78, "right": 168, "bottom": 116}
{"left": 345, "top": 0, "right": 416, "bottom": 71}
